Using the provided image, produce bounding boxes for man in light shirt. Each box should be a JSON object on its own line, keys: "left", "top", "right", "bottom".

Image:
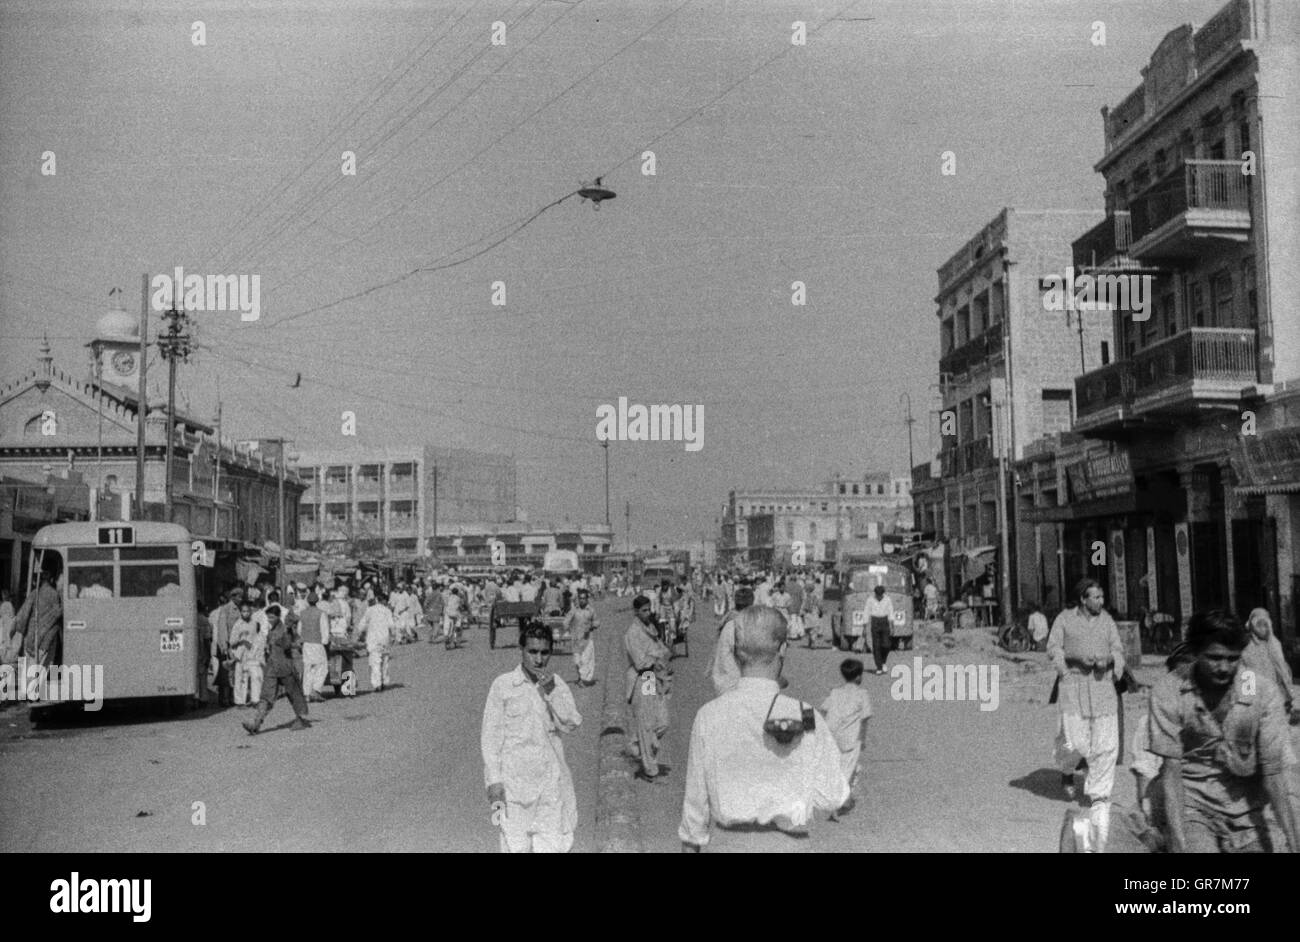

{"left": 1047, "top": 578, "right": 1125, "bottom": 852}
{"left": 679, "top": 605, "right": 848, "bottom": 852}
{"left": 864, "top": 585, "right": 895, "bottom": 675}
{"left": 519, "top": 575, "right": 540, "bottom": 603}
{"left": 359, "top": 590, "right": 395, "bottom": 693}
{"left": 481, "top": 622, "right": 582, "bottom": 853}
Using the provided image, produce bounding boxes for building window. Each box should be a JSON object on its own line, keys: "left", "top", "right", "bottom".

{"left": 325, "top": 466, "right": 348, "bottom": 485}
{"left": 1101, "top": 340, "right": 1110, "bottom": 365}
{"left": 821, "top": 502, "right": 828, "bottom": 511}
{"left": 955, "top": 304, "right": 970, "bottom": 346}
{"left": 989, "top": 282, "right": 1004, "bottom": 324}
{"left": 1211, "top": 270, "right": 1233, "bottom": 327}
{"left": 1243, "top": 257, "right": 1257, "bottom": 327}
{"left": 1042, "top": 389, "right": 1073, "bottom": 437}
{"left": 971, "top": 291, "right": 988, "bottom": 337}
{"left": 852, "top": 484, "right": 860, "bottom": 495}
{"left": 941, "top": 318, "right": 955, "bottom": 355}
{"left": 358, "top": 464, "right": 381, "bottom": 485}
{"left": 390, "top": 462, "right": 415, "bottom": 483}
{"left": 325, "top": 503, "right": 348, "bottom": 525}
{"left": 838, "top": 485, "right": 846, "bottom": 495}
{"left": 809, "top": 522, "right": 818, "bottom": 541}
{"left": 1190, "top": 281, "right": 1207, "bottom": 328}
{"left": 786, "top": 522, "right": 795, "bottom": 541}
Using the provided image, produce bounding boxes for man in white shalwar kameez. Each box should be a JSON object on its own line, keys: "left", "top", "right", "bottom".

{"left": 481, "top": 622, "right": 583, "bottom": 853}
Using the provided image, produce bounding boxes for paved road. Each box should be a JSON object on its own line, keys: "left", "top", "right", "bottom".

{"left": 5, "top": 596, "right": 1297, "bottom": 853}
{"left": 0, "top": 603, "right": 610, "bottom": 853}
{"left": 618, "top": 604, "right": 1300, "bottom": 853}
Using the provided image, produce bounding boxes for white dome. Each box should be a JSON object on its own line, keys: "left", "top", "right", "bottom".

{"left": 96, "top": 307, "right": 139, "bottom": 342}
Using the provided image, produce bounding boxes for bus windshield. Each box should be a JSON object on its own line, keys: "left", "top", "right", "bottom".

{"left": 848, "top": 567, "right": 907, "bottom": 593}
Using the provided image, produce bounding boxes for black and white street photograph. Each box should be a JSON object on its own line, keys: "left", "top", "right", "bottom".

{"left": 1, "top": 0, "right": 1299, "bottom": 885}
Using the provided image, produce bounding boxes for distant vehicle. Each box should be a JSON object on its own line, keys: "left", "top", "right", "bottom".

{"left": 542, "top": 549, "right": 581, "bottom": 579}
{"left": 827, "top": 557, "right": 914, "bottom": 650}
{"left": 641, "top": 551, "right": 690, "bottom": 588}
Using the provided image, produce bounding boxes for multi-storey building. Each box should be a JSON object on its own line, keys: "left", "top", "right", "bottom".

{"left": 911, "top": 209, "right": 1113, "bottom": 605}
{"left": 719, "top": 472, "right": 913, "bottom": 569}
{"left": 0, "top": 311, "right": 305, "bottom": 594}
{"left": 1031, "top": 0, "right": 1300, "bottom": 638}
{"left": 295, "top": 445, "right": 517, "bottom": 557}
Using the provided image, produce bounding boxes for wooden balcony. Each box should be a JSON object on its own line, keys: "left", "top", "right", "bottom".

{"left": 1128, "top": 161, "right": 1251, "bottom": 261}
{"left": 1072, "top": 211, "right": 1139, "bottom": 273}
{"left": 1074, "top": 328, "right": 1258, "bottom": 434}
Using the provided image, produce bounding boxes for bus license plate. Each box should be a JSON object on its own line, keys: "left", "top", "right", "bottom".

{"left": 160, "top": 630, "right": 183, "bottom": 653}
{"left": 852, "top": 611, "right": 867, "bottom": 626}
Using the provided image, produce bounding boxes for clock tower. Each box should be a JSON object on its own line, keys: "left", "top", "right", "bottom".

{"left": 88, "top": 304, "right": 141, "bottom": 392}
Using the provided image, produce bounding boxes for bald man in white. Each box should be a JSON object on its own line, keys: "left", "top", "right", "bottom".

{"left": 679, "top": 606, "right": 848, "bottom": 852}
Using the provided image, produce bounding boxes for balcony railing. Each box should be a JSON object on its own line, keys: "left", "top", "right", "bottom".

{"left": 1076, "top": 327, "right": 1257, "bottom": 422}
{"left": 912, "top": 461, "right": 935, "bottom": 488}
{"left": 1072, "top": 211, "right": 1133, "bottom": 271}
{"left": 1129, "top": 160, "right": 1250, "bottom": 246}
{"left": 939, "top": 320, "right": 1003, "bottom": 377}
{"left": 1131, "top": 326, "right": 1257, "bottom": 396}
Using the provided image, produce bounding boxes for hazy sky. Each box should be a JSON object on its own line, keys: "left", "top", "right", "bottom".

{"left": 0, "top": 0, "right": 1230, "bottom": 544}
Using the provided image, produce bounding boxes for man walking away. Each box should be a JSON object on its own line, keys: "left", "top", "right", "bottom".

{"left": 821, "top": 658, "right": 872, "bottom": 817}
{"left": 707, "top": 586, "right": 753, "bottom": 698}
{"left": 360, "top": 590, "right": 394, "bottom": 692}
{"left": 298, "top": 590, "right": 329, "bottom": 702}
{"left": 679, "top": 606, "right": 848, "bottom": 852}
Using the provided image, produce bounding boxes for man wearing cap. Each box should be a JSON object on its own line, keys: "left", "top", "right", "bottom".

{"left": 679, "top": 606, "right": 848, "bottom": 852}
{"left": 566, "top": 589, "right": 600, "bottom": 686}
{"left": 707, "top": 585, "right": 754, "bottom": 697}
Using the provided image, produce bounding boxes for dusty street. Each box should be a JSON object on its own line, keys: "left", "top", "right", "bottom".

{"left": 0, "top": 604, "right": 606, "bottom": 853}
{"left": 4, "top": 595, "right": 1297, "bottom": 853}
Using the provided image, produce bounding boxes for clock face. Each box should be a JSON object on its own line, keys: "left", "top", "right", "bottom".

{"left": 110, "top": 351, "right": 136, "bottom": 375}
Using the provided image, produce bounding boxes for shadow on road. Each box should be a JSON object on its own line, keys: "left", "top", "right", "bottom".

{"left": 1009, "top": 767, "right": 1072, "bottom": 801}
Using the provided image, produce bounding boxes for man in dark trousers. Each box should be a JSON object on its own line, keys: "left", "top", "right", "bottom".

{"left": 242, "top": 605, "right": 310, "bottom": 734}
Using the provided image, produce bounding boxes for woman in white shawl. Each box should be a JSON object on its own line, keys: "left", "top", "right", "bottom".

{"left": 1242, "top": 608, "right": 1294, "bottom": 718}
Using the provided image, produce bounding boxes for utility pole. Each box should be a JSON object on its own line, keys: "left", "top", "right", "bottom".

{"left": 601, "top": 441, "right": 611, "bottom": 528}
{"left": 993, "top": 391, "right": 1012, "bottom": 628}
{"left": 262, "top": 438, "right": 294, "bottom": 589}
{"left": 92, "top": 340, "right": 103, "bottom": 521}
{"left": 431, "top": 463, "right": 438, "bottom": 563}
{"left": 211, "top": 400, "right": 222, "bottom": 538}
{"left": 134, "top": 273, "right": 150, "bottom": 520}
{"left": 900, "top": 392, "right": 917, "bottom": 474}
{"left": 157, "top": 301, "right": 193, "bottom": 521}
{"left": 625, "top": 500, "right": 630, "bottom": 553}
